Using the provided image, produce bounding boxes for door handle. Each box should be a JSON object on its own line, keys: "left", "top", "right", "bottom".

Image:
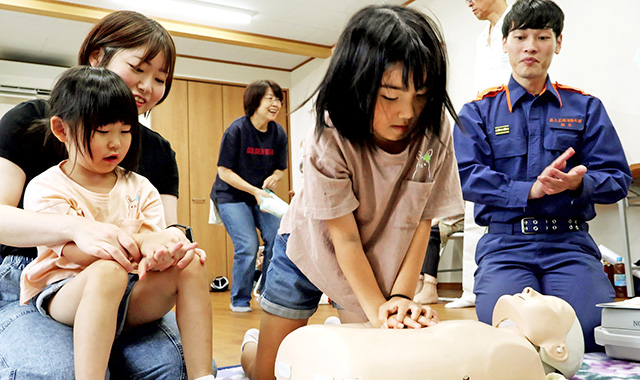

{"left": 192, "top": 198, "right": 206, "bottom": 203}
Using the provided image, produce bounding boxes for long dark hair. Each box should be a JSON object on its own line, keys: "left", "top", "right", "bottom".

{"left": 313, "top": 5, "right": 458, "bottom": 146}
{"left": 78, "top": 10, "right": 176, "bottom": 106}
{"left": 39, "top": 66, "right": 140, "bottom": 171}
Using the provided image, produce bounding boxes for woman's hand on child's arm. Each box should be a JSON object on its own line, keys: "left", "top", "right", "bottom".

{"left": 326, "top": 213, "right": 388, "bottom": 327}
{"left": 380, "top": 299, "right": 439, "bottom": 329}
{"left": 70, "top": 219, "right": 139, "bottom": 272}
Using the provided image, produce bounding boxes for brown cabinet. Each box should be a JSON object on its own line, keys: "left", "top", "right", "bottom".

{"left": 151, "top": 79, "right": 290, "bottom": 282}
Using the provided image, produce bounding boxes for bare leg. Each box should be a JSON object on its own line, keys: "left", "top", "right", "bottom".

{"left": 176, "top": 259, "right": 212, "bottom": 379}
{"left": 414, "top": 274, "right": 439, "bottom": 304}
{"left": 48, "top": 260, "right": 129, "bottom": 380}
{"left": 241, "top": 311, "right": 308, "bottom": 380}
{"left": 126, "top": 259, "right": 212, "bottom": 379}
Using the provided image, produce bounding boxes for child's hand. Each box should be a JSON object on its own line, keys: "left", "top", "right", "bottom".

{"left": 138, "top": 242, "right": 180, "bottom": 278}
{"left": 378, "top": 298, "right": 439, "bottom": 329}
{"left": 135, "top": 229, "right": 205, "bottom": 277}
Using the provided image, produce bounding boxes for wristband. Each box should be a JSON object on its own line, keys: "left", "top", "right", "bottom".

{"left": 388, "top": 294, "right": 412, "bottom": 301}
{"left": 167, "top": 224, "right": 194, "bottom": 243}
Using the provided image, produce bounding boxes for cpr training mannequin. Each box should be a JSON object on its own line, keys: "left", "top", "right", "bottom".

{"left": 275, "top": 288, "right": 584, "bottom": 380}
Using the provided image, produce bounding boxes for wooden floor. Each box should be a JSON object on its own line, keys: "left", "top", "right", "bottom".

{"left": 209, "top": 287, "right": 477, "bottom": 368}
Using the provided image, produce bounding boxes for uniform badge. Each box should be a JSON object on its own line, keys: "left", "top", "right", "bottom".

{"left": 494, "top": 125, "right": 510, "bottom": 135}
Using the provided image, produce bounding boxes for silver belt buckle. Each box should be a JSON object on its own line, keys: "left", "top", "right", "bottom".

{"left": 521, "top": 217, "right": 536, "bottom": 234}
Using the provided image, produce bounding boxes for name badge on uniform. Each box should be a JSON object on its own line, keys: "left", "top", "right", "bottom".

{"left": 494, "top": 125, "right": 510, "bottom": 135}
{"left": 548, "top": 117, "right": 583, "bottom": 129}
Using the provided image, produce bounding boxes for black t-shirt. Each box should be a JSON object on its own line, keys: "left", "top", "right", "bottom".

{"left": 0, "top": 99, "right": 179, "bottom": 259}
{"left": 211, "top": 116, "right": 288, "bottom": 206}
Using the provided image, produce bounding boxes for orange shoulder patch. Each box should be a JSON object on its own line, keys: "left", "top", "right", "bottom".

{"left": 473, "top": 85, "right": 505, "bottom": 101}
{"left": 553, "top": 82, "right": 590, "bottom": 96}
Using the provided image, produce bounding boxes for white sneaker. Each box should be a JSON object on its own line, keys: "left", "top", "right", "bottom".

{"left": 241, "top": 328, "right": 260, "bottom": 352}
{"left": 324, "top": 316, "right": 341, "bottom": 325}
{"left": 230, "top": 304, "right": 252, "bottom": 313}
{"left": 193, "top": 376, "right": 215, "bottom": 380}
{"left": 444, "top": 292, "right": 476, "bottom": 309}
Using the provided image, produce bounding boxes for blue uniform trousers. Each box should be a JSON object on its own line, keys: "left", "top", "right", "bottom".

{"left": 474, "top": 229, "right": 614, "bottom": 352}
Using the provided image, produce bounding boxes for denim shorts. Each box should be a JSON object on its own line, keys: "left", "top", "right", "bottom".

{"left": 259, "top": 234, "right": 325, "bottom": 319}
{"left": 33, "top": 273, "right": 139, "bottom": 339}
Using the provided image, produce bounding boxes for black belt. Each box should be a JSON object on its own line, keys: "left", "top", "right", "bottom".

{"left": 488, "top": 217, "right": 588, "bottom": 235}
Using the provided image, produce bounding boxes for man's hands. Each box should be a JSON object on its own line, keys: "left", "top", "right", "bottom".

{"left": 378, "top": 297, "right": 439, "bottom": 329}
{"left": 529, "top": 147, "right": 586, "bottom": 199}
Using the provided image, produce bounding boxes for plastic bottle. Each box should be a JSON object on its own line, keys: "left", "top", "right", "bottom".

{"left": 613, "top": 257, "right": 628, "bottom": 299}
{"left": 259, "top": 189, "right": 289, "bottom": 218}
{"left": 602, "top": 260, "right": 614, "bottom": 287}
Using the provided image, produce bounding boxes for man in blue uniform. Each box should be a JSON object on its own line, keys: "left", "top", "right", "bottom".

{"left": 453, "top": 0, "right": 631, "bottom": 352}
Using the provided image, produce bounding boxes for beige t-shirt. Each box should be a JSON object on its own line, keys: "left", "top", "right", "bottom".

{"left": 280, "top": 120, "right": 464, "bottom": 317}
{"left": 20, "top": 162, "right": 165, "bottom": 304}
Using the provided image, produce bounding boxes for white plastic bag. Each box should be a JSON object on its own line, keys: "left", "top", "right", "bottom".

{"left": 208, "top": 199, "right": 223, "bottom": 225}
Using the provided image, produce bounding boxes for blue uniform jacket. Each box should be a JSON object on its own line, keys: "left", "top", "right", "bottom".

{"left": 453, "top": 76, "right": 631, "bottom": 226}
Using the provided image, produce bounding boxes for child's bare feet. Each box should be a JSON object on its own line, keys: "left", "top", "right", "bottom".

{"left": 413, "top": 275, "right": 438, "bottom": 304}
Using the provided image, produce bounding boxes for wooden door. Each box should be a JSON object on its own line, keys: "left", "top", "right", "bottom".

{"left": 149, "top": 79, "right": 190, "bottom": 225}
{"left": 187, "top": 81, "right": 227, "bottom": 282}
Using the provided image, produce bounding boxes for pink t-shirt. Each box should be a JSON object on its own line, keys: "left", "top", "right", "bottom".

{"left": 280, "top": 119, "right": 464, "bottom": 317}
{"left": 20, "top": 162, "right": 165, "bottom": 304}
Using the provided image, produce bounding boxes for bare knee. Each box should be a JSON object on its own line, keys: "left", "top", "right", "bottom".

{"left": 179, "top": 256, "right": 208, "bottom": 285}
{"left": 83, "top": 260, "right": 129, "bottom": 295}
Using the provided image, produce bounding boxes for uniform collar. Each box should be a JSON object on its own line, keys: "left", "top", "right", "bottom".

{"left": 504, "top": 75, "right": 563, "bottom": 113}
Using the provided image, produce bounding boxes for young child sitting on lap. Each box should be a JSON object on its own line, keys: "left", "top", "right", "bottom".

{"left": 19, "top": 66, "right": 214, "bottom": 380}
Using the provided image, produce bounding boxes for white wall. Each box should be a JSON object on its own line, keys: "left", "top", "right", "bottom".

{"left": 174, "top": 56, "right": 291, "bottom": 89}
{"left": 288, "top": 58, "right": 330, "bottom": 192}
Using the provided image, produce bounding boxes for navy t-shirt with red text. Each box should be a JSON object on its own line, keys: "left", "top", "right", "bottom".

{"left": 211, "top": 116, "right": 288, "bottom": 206}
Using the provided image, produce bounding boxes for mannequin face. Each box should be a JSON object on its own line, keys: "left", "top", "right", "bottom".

{"left": 493, "top": 287, "right": 576, "bottom": 361}
{"left": 499, "top": 287, "right": 564, "bottom": 318}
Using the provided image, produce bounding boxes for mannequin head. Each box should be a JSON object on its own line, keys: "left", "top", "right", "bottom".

{"left": 492, "top": 287, "right": 584, "bottom": 378}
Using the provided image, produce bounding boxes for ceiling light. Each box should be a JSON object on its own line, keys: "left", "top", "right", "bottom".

{"left": 114, "top": 0, "right": 256, "bottom": 25}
